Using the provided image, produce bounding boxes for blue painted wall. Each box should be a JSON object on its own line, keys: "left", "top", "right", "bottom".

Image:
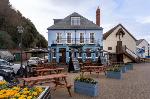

{"left": 48, "top": 29, "right": 103, "bottom": 63}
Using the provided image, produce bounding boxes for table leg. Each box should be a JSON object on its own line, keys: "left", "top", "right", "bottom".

{"left": 64, "top": 77, "right": 72, "bottom": 97}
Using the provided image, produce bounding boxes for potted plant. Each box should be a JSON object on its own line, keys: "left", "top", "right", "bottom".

{"left": 114, "top": 64, "right": 127, "bottom": 73}
{"left": 106, "top": 67, "right": 122, "bottom": 79}
{"left": 124, "top": 63, "right": 133, "bottom": 70}
{"left": 74, "top": 75, "right": 99, "bottom": 96}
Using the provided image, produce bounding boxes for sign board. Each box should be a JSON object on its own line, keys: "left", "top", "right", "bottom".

{"left": 72, "top": 58, "right": 80, "bottom": 71}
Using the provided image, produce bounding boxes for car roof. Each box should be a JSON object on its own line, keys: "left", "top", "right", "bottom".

{"left": 0, "top": 59, "right": 5, "bottom": 61}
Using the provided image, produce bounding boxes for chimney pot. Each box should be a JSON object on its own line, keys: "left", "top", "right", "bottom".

{"left": 96, "top": 7, "right": 100, "bottom": 26}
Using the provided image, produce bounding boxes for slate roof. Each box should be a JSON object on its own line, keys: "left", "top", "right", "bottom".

{"left": 103, "top": 24, "right": 137, "bottom": 41}
{"left": 136, "top": 39, "right": 144, "bottom": 46}
{"left": 47, "top": 12, "right": 103, "bottom": 30}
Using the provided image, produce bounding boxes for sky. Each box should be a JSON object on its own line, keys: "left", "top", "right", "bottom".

{"left": 9, "top": 0, "right": 150, "bottom": 43}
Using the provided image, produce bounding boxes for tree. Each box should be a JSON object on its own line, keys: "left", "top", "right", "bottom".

{"left": 0, "top": 0, "right": 48, "bottom": 49}
{"left": 0, "top": 31, "right": 14, "bottom": 49}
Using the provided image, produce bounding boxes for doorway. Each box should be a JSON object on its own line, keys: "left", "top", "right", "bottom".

{"left": 59, "top": 48, "right": 66, "bottom": 63}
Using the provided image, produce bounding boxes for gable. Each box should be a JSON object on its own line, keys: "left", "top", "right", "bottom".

{"left": 137, "top": 39, "right": 149, "bottom": 47}
{"left": 103, "top": 25, "right": 137, "bottom": 53}
{"left": 103, "top": 24, "right": 137, "bottom": 41}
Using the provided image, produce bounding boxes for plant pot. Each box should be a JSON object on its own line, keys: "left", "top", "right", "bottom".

{"left": 125, "top": 64, "right": 133, "bottom": 70}
{"left": 37, "top": 86, "right": 51, "bottom": 99}
{"left": 74, "top": 81, "right": 99, "bottom": 96}
{"left": 120, "top": 66, "right": 127, "bottom": 73}
{"left": 106, "top": 71, "right": 122, "bottom": 79}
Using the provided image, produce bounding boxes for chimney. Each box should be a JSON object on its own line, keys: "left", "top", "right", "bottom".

{"left": 96, "top": 7, "right": 100, "bottom": 26}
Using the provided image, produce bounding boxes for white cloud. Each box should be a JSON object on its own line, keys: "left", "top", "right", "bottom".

{"left": 136, "top": 16, "right": 150, "bottom": 24}
{"left": 9, "top": 0, "right": 150, "bottom": 43}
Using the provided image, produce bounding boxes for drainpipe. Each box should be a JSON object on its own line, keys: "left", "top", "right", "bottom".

{"left": 75, "top": 30, "right": 77, "bottom": 58}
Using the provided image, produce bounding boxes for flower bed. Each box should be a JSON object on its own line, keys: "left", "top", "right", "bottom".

{"left": 0, "top": 81, "right": 50, "bottom": 99}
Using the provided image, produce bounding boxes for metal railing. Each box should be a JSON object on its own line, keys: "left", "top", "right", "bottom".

{"left": 52, "top": 38, "right": 97, "bottom": 44}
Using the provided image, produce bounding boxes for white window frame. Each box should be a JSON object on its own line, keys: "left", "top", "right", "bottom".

{"left": 67, "top": 33, "right": 72, "bottom": 44}
{"left": 89, "top": 33, "right": 95, "bottom": 44}
{"left": 80, "top": 33, "right": 84, "bottom": 43}
{"left": 56, "top": 33, "right": 62, "bottom": 44}
{"left": 71, "top": 17, "right": 80, "bottom": 25}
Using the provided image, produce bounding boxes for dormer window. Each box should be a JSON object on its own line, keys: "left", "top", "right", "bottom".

{"left": 71, "top": 17, "right": 80, "bottom": 25}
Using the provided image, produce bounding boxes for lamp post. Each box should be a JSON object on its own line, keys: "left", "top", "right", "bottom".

{"left": 148, "top": 44, "right": 150, "bottom": 58}
{"left": 17, "top": 26, "right": 24, "bottom": 77}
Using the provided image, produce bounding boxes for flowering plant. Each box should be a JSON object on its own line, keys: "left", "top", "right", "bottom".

{"left": 74, "top": 75, "right": 97, "bottom": 84}
{"left": 106, "top": 67, "right": 120, "bottom": 72}
{"left": 0, "top": 81, "right": 44, "bottom": 99}
{"left": 0, "top": 80, "right": 7, "bottom": 89}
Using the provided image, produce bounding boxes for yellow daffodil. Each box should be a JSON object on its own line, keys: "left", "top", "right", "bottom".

{"left": 27, "top": 96, "right": 33, "bottom": 99}
{"left": 32, "top": 92, "right": 38, "bottom": 96}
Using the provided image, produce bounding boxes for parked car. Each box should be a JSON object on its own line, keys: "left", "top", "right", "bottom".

{"left": 0, "top": 69, "right": 15, "bottom": 83}
{"left": 0, "top": 66, "right": 14, "bottom": 71}
{"left": 27, "top": 57, "right": 43, "bottom": 66}
{"left": 41, "top": 56, "right": 48, "bottom": 63}
{"left": 0, "top": 59, "right": 25, "bottom": 74}
{"left": 0, "top": 76, "right": 4, "bottom": 81}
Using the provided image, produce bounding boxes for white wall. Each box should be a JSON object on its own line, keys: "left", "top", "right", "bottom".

{"left": 137, "top": 39, "right": 149, "bottom": 58}
{"left": 103, "top": 25, "right": 137, "bottom": 53}
{"left": 123, "top": 55, "right": 132, "bottom": 63}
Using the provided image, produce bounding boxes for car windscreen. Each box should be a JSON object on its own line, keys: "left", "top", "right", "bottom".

{"left": 0, "top": 60, "right": 13, "bottom": 66}
{"left": 0, "top": 61, "right": 9, "bottom": 65}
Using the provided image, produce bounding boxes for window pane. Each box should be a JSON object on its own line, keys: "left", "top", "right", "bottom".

{"left": 67, "top": 33, "right": 71, "bottom": 43}
{"left": 71, "top": 17, "right": 80, "bottom": 25}
{"left": 80, "top": 33, "right": 84, "bottom": 43}
{"left": 90, "top": 33, "right": 94, "bottom": 43}
{"left": 57, "top": 33, "right": 61, "bottom": 43}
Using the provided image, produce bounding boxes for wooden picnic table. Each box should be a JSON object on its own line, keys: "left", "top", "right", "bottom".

{"left": 36, "top": 68, "right": 64, "bottom": 76}
{"left": 22, "top": 73, "right": 72, "bottom": 96}
{"left": 82, "top": 65, "right": 106, "bottom": 75}
{"left": 32, "top": 66, "right": 44, "bottom": 70}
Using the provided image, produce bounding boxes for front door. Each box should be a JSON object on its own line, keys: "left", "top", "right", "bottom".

{"left": 59, "top": 48, "right": 66, "bottom": 63}
{"left": 116, "top": 54, "right": 123, "bottom": 63}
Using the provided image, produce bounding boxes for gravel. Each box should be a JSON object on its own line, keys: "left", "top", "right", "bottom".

{"left": 49, "top": 63, "right": 150, "bottom": 99}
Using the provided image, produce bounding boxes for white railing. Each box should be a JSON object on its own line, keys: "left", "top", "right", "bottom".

{"left": 126, "top": 48, "right": 138, "bottom": 59}
{"left": 122, "top": 45, "right": 138, "bottom": 59}
{"left": 52, "top": 38, "right": 97, "bottom": 45}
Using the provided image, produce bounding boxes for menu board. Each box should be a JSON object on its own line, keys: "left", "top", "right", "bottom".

{"left": 72, "top": 58, "right": 80, "bottom": 71}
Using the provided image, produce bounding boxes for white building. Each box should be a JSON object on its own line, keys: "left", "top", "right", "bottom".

{"left": 136, "top": 39, "right": 150, "bottom": 58}
{"left": 103, "top": 24, "right": 140, "bottom": 63}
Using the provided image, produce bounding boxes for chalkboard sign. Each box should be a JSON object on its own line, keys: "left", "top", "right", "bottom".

{"left": 72, "top": 58, "right": 80, "bottom": 71}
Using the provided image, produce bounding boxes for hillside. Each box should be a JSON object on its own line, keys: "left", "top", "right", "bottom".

{"left": 0, "top": 0, "right": 47, "bottom": 49}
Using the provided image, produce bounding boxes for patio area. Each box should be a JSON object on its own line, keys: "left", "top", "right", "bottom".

{"left": 50, "top": 63, "right": 150, "bottom": 99}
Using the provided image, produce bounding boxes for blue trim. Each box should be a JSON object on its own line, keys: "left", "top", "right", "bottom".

{"left": 47, "top": 28, "right": 103, "bottom": 30}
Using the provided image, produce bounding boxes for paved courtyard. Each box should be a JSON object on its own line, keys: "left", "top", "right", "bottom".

{"left": 51, "top": 63, "right": 150, "bottom": 99}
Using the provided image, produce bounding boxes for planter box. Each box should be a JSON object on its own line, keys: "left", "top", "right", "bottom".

{"left": 120, "top": 66, "right": 127, "bottom": 73}
{"left": 106, "top": 71, "right": 122, "bottom": 79}
{"left": 37, "top": 86, "right": 51, "bottom": 99}
{"left": 74, "top": 81, "right": 99, "bottom": 96}
{"left": 125, "top": 64, "right": 133, "bottom": 70}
